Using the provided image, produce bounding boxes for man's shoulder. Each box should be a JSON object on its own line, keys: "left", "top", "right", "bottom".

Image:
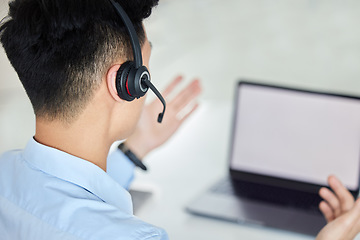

{"left": 0, "top": 193, "right": 169, "bottom": 240}
{"left": 0, "top": 149, "right": 169, "bottom": 240}
{"left": 43, "top": 201, "right": 169, "bottom": 240}
{"left": 46, "top": 197, "right": 168, "bottom": 240}
{"left": 0, "top": 148, "right": 41, "bottom": 188}
{"left": 0, "top": 148, "right": 22, "bottom": 162}
{"left": 0, "top": 148, "right": 26, "bottom": 173}
{"left": 0, "top": 149, "right": 25, "bottom": 186}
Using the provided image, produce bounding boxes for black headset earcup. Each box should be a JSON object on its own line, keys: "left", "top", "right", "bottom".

{"left": 115, "top": 61, "right": 135, "bottom": 101}
{"left": 127, "top": 66, "right": 149, "bottom": 98}
{"left": 116, "top": 61, "right": 150, "bottom": 100}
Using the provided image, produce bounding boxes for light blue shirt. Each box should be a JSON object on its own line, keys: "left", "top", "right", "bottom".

{"left": 0, "top": 138, "right": 169, "bottom": 240}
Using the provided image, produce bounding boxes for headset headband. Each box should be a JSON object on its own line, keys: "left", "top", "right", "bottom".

{"left": 109, "top": 0, "right": 142, "bottom": 68}
{"left": 109, "top": 0, "right": 166, "bottom": 123}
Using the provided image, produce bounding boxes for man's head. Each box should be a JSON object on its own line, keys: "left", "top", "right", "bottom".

{"left": 0, "top": 0, "right": 158, "bottom": 122}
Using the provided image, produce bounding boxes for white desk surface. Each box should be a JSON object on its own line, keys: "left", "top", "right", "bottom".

{"left": 131, "top": 100, "right": 316, "bottom": 240}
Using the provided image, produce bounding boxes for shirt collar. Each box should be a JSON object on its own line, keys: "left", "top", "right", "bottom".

{"left": 22, "top": 138, "right": 133, "bottom": 214}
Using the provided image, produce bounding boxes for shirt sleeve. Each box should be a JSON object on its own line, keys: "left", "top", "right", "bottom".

{"left": 106, "top": 149, "right": 135, "bottom": 190}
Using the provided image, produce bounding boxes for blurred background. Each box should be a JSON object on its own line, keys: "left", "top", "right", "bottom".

{"left": 1, "top": 0, "right": 360, "bottom": 152}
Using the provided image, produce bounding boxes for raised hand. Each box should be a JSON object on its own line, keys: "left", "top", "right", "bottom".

{"left": 125, "top": 76, "right": 202, "bottom": 159}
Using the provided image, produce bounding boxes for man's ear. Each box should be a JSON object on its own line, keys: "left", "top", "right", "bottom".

{"left": 106, "top": 64, "right": 122, "bottom": 102}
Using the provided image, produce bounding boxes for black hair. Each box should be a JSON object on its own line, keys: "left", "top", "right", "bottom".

{"left": 0, "top": 0, "right": 158, "bottom": 121}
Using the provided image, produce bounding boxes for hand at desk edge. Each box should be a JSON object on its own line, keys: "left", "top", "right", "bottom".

{"left": 316, "top": 175, "right": 360, "bottom": 240}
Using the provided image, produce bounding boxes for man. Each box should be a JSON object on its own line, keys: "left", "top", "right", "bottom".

{"left": 0, "top": 0, "right": 200, "bottom": 239}
{"left": 0, "top": 0, "right": 358, "bottom": 239}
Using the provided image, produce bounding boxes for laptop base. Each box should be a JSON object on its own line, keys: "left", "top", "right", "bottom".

{"left": 186, "top": 187, "right": 326, "bottom": 236}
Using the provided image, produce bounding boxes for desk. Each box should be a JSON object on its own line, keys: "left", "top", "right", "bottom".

{"left": 131, "top": 100, "right": 315, "bottom": 240}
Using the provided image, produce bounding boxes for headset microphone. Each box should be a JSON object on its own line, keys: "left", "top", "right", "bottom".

{"left": 141, "top": 79, "right": 166, "bottom": 123}
{"left": 109, "top": 0, "right": 166, "bottom": 123}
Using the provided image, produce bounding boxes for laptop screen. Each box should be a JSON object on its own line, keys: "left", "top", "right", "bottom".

{"left": 230, "top": 82, "right": 360, "bottom": 190}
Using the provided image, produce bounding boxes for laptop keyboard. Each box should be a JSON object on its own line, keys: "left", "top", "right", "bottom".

{"left": 211, "top": 178, "right": 322, "bottom": 213}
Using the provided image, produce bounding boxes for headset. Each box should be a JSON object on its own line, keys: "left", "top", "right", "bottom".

{"left": 109, "top": 0, "right": 166, "bottom": 123}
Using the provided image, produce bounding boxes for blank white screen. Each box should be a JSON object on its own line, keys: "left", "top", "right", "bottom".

{"left": 231, "top": 84, "right": 360, "bottom": 189}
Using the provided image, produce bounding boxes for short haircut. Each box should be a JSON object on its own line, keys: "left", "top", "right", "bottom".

{"left": 0, "top": 0, "right": 158, "bottom": 122}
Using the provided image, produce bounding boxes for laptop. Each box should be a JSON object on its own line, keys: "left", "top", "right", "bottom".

{"left": 186, "top": 81, "right": 360, "bottom": 236}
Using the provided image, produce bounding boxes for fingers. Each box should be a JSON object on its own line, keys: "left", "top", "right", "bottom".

{"left": 177, "top": 103, "right": 199, "bottom": 123}
{"left": 328, "top": 175, "right": 354, "bottom": 212}
{"left": 319, "top": 200, "right": 336, "bottom": 222}
{"left": 318, "top": 175, "right": 356, "bottom": 223}
{"left": 316, "top": 198, "right": 360, "bottom": 240}
{"left": 161, "top": 76, "right": 183, "bottom": 98}
{"left": 319, "top": 187, "right": 342, "bottom": 220}
{"left": 154, "top": 76, "right": 201, "bottom": 124}
{"left": 170, "top": 79, "right": 202, "bottom": 112}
